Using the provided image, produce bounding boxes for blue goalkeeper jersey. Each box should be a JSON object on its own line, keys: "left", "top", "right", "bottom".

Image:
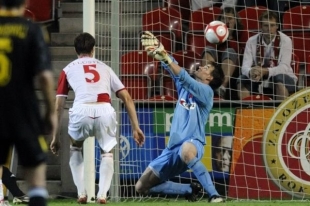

{"left": 162, "top": 58, "right": 214, "bottom": 149}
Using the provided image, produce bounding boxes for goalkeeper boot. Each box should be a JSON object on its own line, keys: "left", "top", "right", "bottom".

{"left": 208, "top": 195, "right": 224, "bottom": 203}
{"left": 185, "top": 182, "right": 202, "bottom": 202}
{"left": 96, "top": 195, "right": 107, "bottom": 204}
{"left": 77, "top": 194, "right": 87, "bottom": 204}
{"left": 13, "top": 195, "right": 29, "bottom": 204}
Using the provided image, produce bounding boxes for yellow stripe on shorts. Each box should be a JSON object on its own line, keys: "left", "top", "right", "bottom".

{"left": 38, "top": 135, "right": 48, "bottom": 152}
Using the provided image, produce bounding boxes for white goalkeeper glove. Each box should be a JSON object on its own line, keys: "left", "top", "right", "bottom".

{"left": 141, "top": 31, "right": 159, "bottom": 47}
{"left": 141, "top": 31, "right": 172, "bottom": 64}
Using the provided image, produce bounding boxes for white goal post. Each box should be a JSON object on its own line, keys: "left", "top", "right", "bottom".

{"left": 83, "top": 0, "right": 96, "bottom": 203}
{"left": 82, "top": 0, "right": 121, "bottom": 203}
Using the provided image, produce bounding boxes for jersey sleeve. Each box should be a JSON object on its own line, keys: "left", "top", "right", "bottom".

{"left": 178, "top": 69, "right": 213, "bottom": 105}
{"left": 29, "top": 23, "right": 52, "bottom": 74}
{"left": 161, "top": 55, "right": 179, "bottom": 81}
{"left": 160, "top": 56, "right": 183, "bottom": 93}
{"left": 109, "top": 67, "right": 125, "bottom": 94}
{"left": 56, "top": 70, "right": 70, "bottom": 96}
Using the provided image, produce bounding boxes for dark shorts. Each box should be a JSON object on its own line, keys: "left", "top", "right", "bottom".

{"left": 148, "top": 139, "right": 204, "bottom": 182}
{"left": 0, "top": 112, "right": 47, "bottom": 167}
{"left": 237, "top": 74, "right": 297, "bottom": 94}
{"left": 202, "top": 46, "right": 238, "bottom": 65}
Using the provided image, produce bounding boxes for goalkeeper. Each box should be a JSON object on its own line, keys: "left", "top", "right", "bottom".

{"left": 135, "top": 31, "right": 225, "bottom": 203}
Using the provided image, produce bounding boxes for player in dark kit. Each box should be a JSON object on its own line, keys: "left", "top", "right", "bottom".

{"left": 0, "top": 0, "right": 56, "bottom": 206}
{"left": 2, "top": 166, "right": 29, "bottom": 204}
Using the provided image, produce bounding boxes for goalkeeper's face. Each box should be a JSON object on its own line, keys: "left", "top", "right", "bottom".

{"left": 194, "top": 64, "right": 214, "bottom": 83}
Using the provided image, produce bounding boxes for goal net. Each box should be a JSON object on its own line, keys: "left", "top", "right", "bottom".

{"left": 91, "top": 0, "right": 310, "bottom": 202}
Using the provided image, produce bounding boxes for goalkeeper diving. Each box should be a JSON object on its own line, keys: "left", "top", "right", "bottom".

{"left": 135, "top": 31, "right": 225, "bottom": 202}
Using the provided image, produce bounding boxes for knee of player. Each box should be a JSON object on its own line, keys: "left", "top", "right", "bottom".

{"left": 180, "top": 143, "right": 197, "bottom": 164}
{"left": 180, "top": 153, "right": 196, "bottom": 164}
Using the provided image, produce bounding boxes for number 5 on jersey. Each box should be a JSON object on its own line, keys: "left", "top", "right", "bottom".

{"left": 0, "top": 38, "right": 12, "bottom": 86}
{"left": 83, "top": 64, "right": 99, "bottom": 83}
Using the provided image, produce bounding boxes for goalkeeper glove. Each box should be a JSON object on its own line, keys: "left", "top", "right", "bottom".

{"left": 141, "top": 31, "right": 159, "bottom": 47}
{"left": 141, "top": 31, "right": 172, "bottom": 65}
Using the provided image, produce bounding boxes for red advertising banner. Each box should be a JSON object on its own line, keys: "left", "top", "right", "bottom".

{"left": 228, "top": 107, "right": 290, "bottom": 199}
{"left": 229, "top": 88, "right": 310, "bottom": 199}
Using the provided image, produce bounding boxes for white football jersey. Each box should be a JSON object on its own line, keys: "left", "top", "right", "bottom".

{"left": 56, "top": 57, "right": 125, "bottom": 106}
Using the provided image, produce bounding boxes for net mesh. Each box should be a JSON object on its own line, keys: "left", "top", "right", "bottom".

{"left": 93, "top": 0, "right": 310, "bottom": 201}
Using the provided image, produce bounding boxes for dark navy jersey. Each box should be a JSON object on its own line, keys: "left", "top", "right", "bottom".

{"left": 0, "top": 16, "right": 51, "bottom": 133}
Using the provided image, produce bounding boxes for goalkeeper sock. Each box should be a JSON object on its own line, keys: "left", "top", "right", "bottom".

{"left": 28, "top": 187, "right": 47, "bottom": 206}
{"left": 69, "top": 146, "right": 86, "bottom": 196}
{"left": 187, "top": 157, "right": 219, "bottom": 197}
{"left": 2, "top": 166, "right": 25, "bottom": 197}
{"left": 149, "top": 181, "right": 191, "bottom": 195}
{"left": 97, "top": 153, "right": 114, "bottom": 198}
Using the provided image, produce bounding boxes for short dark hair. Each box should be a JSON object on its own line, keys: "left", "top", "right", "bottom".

{"left": 208, "top": 61, "right": 224, "bottom": 90}
{"left": 74, "top": 32, "right": 95, "bottom": 55}
{"left": 259, "top": 10, "right": 279, "bottom": 24}
{"left": 0, "top": 0, "right": 25, "bottom": 8}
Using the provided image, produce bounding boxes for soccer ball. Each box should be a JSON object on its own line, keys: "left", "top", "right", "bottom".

{"left": 204, "top": 21, "right": 229, "bottom": 44}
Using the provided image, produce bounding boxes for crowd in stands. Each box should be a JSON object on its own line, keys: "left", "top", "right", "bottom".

{"left": 191, "top": 0, "right": 310, "bottom": 15}
{"left": 121, "top": 0, "right": 310, "bottom": 101}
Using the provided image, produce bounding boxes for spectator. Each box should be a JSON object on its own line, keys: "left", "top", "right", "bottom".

{"left": 202, "top": 7, "right": 243, "bottom": 99}
{"left": 238, "top": 0, "right": 289, "bottom": 25}
{"left": 237, "top": 10, "right": 297, "bottom": 100}
{"left": 191, "top": 0, "right": 237, "bottom": 11}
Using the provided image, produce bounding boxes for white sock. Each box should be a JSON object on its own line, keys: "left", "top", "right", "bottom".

{"left": 69, "top": 146, "right": 86, "bottom": 196}
{"left": 97, "top": 153, "right": 114, "bottom": 199}
{"left": 0, "top": 180, "right": 3, "bottom": 200}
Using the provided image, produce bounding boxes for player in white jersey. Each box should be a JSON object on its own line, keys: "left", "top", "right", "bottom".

{"left": 50, "top": 33, "right": 145, "bottom": 204}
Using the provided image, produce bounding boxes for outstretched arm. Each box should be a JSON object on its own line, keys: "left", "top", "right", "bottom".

{"left": 141, "top": 31, "right": 212, "bottom": 103}
{"left": 141, "top": 31, "right": 190, "bottom": 76}
{"left": 118, "top": 89, "right": 145, "bottom": 147}
{"left": 161, "top": 55, "right": 212, "bottom": 104}
{"left": 164, "top": 61, "right": 183, "bottom": 76}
